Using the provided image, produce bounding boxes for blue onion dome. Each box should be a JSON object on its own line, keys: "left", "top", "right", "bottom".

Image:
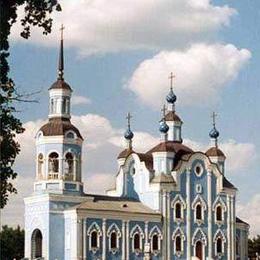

{"left": 209, "top": 126, "right": 219, "bottom": 139}
{"left": 159, "top": 121, "right": 169, "bottom": 133}
{"left": 166, "top": 88, "right": 177, "bottom": 104}
{"left": 124, "top": 128, "right": 134, "bottom": 140}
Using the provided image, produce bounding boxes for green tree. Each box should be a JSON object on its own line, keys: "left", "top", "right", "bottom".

{"left": 249, "top": 235, "right": 260, "bottom": 258}
{"left": 0, "top": 225, "right": 24, "bottom": 259}
{"left": 0, "top": 0, "right": 61, "bottom": 208}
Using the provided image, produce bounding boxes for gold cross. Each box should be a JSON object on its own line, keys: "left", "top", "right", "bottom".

{"left": 169, "top": 72, "right": 176, "bottom": 90}
{"left": 161, "top": 104, "right": 167, "bottom": 118}
{"left": 211, "top": 112, "right": 217, "bottom": 126}
{"left": 60, "top": 24, "right": 65, "bottom": 40}
{"left": 126, "top": 112, "right": 132, "bottom": 128}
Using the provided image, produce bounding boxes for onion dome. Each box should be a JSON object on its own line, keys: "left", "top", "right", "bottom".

{"left": 166, "top": 88, "right": 177, "bottom": 104}
{"left": 209, "top": 126, "right": 219, "bottom": 139}
{"left": 159, "top": 120, "right": 169, "bottom": 133}
{"left": 124, "top": 128, "right": 134, "bottom": 140}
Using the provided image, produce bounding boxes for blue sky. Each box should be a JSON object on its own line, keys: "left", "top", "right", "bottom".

{"left": 2, "top": 0, "right": 260, "bottom": 235}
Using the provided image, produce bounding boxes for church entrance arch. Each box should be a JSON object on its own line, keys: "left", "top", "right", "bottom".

{"left": 195, "top": 240, "right": 203, "bottom": 260}
{"left": 31, "top": 229, "right": 43, "bottom": 259}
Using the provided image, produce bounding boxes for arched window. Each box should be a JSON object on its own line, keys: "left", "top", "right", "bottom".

{"left": 217, "top": 238, "right": 222, "bottom": 253}
{"left": 91, "top": 231, "right": 98, "bottom": 248}
{"left": 175, "top": 203, "right": 181, "bottom": 219}
{"left": 65, "top": 153, "right": 74, "bottom": 175}
{"left": 216, "top": 206, "right": 222, "bottom": 221}
{"left": 62, "top": 98, "right": 66, "bottom": 113}
{"left": 152, "top": 234, "right": 159, "bottom": 251}
{"left": 134, "top": 233, "right": 140, "bottom": 250}
{"left": 31, "top": 229, "right": 42, "bottom": 259}
{"left": 48, "top": 152, "right": 59, "bottom": 175}
{"left": 196, "top": 204, "right": 202, "bottom": 220}
{"left": 66, "top": 98, "right": 70, "bottom": 114}
{"left": 175, "top": 235, "right": 181, "bottom": 252}
{"left": 38, "top": 153, "right": 44, "bottom": 177}
{"left": 110, "top": 232, "right": 117, "bottom": 249}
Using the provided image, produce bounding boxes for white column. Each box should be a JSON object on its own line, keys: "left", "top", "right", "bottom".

{"left": 122, "top": 221, "right": 126, "bottom": 260}
{"left": 186, "top": 168, "right": 191, "bottom": 259}
{"left": 207, "top": 170, "right": 213, "bottom": 259}
{"left": 227, "top": 195, "right": 231, "bottom": 260}
{"left": 102, "top": 218, "right": 106, "bottom": 260}
{"left": 83, "top": 219, "right": 86, "bottom": 260}
{"left": 231, "top": 195, "right": 235, "bottom": 260}
{"left": 162, "top": 191, "right": 167, "bottom": 259}
{"left": 167, "top": 192, "right": 171, "bottom": 259}
{"left": 126, "top": 221, "right": 130, "bottom": 260}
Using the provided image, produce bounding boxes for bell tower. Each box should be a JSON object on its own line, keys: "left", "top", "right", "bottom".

{"left": 34, "top": 25, "right": 84, "bottom": 195}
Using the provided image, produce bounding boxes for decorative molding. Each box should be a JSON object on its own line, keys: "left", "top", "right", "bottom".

{"left": 192, "top": 228, "right": 207, "bottom": 246}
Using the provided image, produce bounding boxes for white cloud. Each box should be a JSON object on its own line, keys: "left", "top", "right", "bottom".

{"left": 237, "top": 194, "right": 260, "bottom": 237}
{"left": 128, "top": 43, "right": 251, "bottom": 108}
{"left": 71, "top": 95, "right": 91, "bottom": 106}
{"left": 11, "top": 0, "right": 236, "bottom": 55}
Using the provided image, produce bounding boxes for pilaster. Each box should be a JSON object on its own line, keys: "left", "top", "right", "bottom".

{"left": 102, "top": 218, "right": 106, "bottom": 260}
{"left": 186, "top": 168, "right": 191, "bottom": 259}
{"left": 207, "top": 169, "right": 213, "bottom": 259}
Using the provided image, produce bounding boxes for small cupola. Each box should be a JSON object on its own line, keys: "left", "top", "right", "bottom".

{"left": 117, "top": 112, "right": 134, "bottom": 166}
{"left": 205, "top": 112, "right": 226, "bottom": 174}
{"left": 165, "top": 72, "right": 183, "bottom": 143}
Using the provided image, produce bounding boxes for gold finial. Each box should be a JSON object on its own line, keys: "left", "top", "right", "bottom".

{"left": 60, "top": 24, "right": 65, "bottom": 40}
{"left": 211, "top": 112, "right": 217, "bottom": 127}
{"left": 126, "top": 112, "right": 132, "bottom": 129}
{"left": 169, "top": 72, "right": 176, "bottom": 90}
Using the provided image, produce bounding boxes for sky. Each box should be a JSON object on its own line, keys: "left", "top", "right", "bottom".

{"left": 1, "top": 0, "right": 260, "bottom": 236}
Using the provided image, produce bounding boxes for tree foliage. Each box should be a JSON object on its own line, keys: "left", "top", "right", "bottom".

{"left": 249, "top": 235, "right": 260, "bottom": 259}
{"left": 0, "top": 0, "right": 61, "bottom": 208}
{"left": 0, "top": 225, "right": 24, "bottom": 259}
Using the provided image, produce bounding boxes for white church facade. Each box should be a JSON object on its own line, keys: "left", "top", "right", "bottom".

{"left": 24, "top": 32, "right": 249, "bottom": 260}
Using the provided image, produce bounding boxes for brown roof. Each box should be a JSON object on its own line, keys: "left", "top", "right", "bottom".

{"left": 72, "top": 196, "right": 161, "bottom": 216}
{"left": 236, "top": 217, "right": 249, "bottom": 226}
{"left": 165, "top": 111, "right": 182, "bottom": 122}
{"left": 151, "top": 174, "right": 176, "bottom": 184}
{"left": 49, "top": 79, "right": 72, "bottom": 91}
{"left": 39, "top": 118, "right": 83, "bottom": 139}
{"left": 206, "top": 147, "right": 225, "bottom": 158}
{"left": 117, "top": 149, "right": 134, "bottom": 159}
{"left": 147, "top": 141, "right": 193, "bottom": 154}
{"left": 223, "top": 176, "right": 236, "bottom": 190}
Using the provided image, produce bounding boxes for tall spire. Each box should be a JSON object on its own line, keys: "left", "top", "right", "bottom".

{"left": 209, "top": 112, "right": 220, "bottom": 147}
{"left": 58, "top": 24, "right": 65, "bottom": 80}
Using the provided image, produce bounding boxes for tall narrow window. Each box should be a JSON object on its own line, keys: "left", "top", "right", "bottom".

{"left": 110, "top": 232, "right": 117, "bottom": 249}
{"left": 50, "top": 99, "right": 54, "bottom": 114}
{"left": 66, "top": 98, "right": 70, "bottom": 114}
{"left": 216, "top": 206, "right": 222, "bottom": 221}
{"left": 175, "top": 203, "right": 181, "bottom": 219}
{"left": 152, "top": 234, "right": 159, "bottom": 251}
{"left": 31, "top": 229, "right": 42, "bottom": 259}
{"left": 48, "top": 152, "right": 59, "bottom": 174}
{"left": 196, "top": 204, "right": 202, "bottom": 220}
{"left": 91, "top": 231, "right": 98, "bottom": 248}
{"left": 65, "top": 153, "right": 74, "bottom": 176}
{"left": 175, "top": 235, "right": 181, "bottom": 251}
{"left": 38, "top": 154, "right": 44, "bottom": 177}
{"left": 217, "top": 238, "right": 222, "bottom": 253}
{"left": 62, "top": 98, "right": 66, "bottom": 113}
{"left": 134, "top": 233, "right": 140, "bottom": 250}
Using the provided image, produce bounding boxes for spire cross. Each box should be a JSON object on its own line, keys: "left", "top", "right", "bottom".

{"left": 211, "top": 112, "right": 217, "bottom": 127}
{"left": 126, "top": 112, "right": 132, "bottom": 129}
{"left": 60, "top": 24, "right": 65, "bottom": 40}
{"left": 169, "top": 72, "right": 176, "bottom": 90}
{"left": 161, "top": 104, "right": 167, "bottom": 119}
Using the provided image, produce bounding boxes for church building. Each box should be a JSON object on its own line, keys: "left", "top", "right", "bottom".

{"left": 24, "top": 30, "right": 249, "bottom": 260}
